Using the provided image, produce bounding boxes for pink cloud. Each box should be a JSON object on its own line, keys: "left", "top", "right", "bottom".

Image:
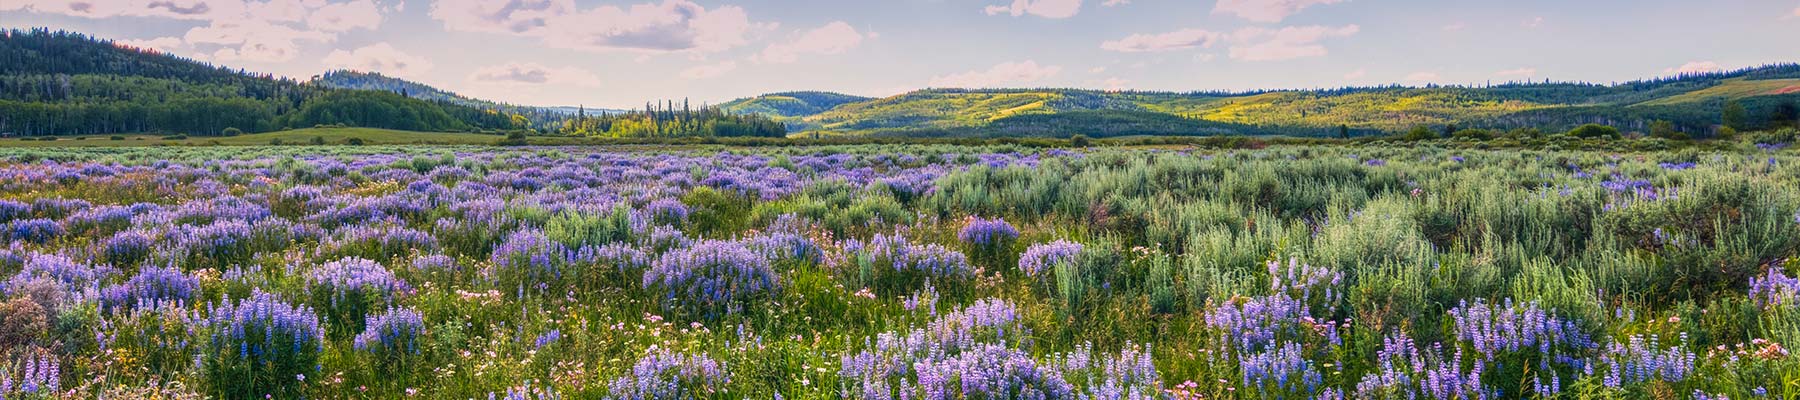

{"left": 308, "top": 0, "right": 382, "bottom": 33}
{"left": 757, "top": 21, "right": 865, "bottom": 64}
{"left": 1665, "top": 61, "right": 1723, "bottom": 74}
{"left": 1495, "top": 68, "right": 1537, "bottom": 77}
{"left": 929, "top": 60, "right": 1062, "bottom": 88}
{"left": 1212, "top": 0, "right": 1344, "bottom": 23}
{"left": 1100, "top": 29, "right": 1221, "bottom": 53}
{"left": 681, "top": 61, "right": 738, "bottom": 79}
{"left": 432, "top": 0, "right": 773, "bottom": 54}
{"left": 469, "top": 62, "right": 602, "bottom": 87}
{"left": 1227, "top": 25, "right": 1359, "bottom": 61}
{"left": 983, "top": 0, "right": 1082, "bottom": 19}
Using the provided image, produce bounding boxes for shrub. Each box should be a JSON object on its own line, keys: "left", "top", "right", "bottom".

{"left": 162, "top": 134, "right": 188, "bottom": 140}
{"left": 1567, "top": 123, "right": 1621, "bottom": 139}
{"left": 109, "top": 135, "right": 126, "bottom": 141}
{"left": 221, "top": 127, "right": 243, "bottom": 136}
{"left": 1070, "top": 134, "right": 1092, "bottom": 147}
{"left": 1403, "top": 125, "right": 1438, "bottom": 141}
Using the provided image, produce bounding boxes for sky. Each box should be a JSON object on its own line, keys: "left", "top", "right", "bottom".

{"left": 5, "top": 0, "right": 1799, "bottom": 108}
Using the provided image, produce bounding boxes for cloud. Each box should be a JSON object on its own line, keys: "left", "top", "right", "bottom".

{"left": 1793, "top": 6, "right": 1800, "bottom": 17}
{"left": 1405, "top": 71, "right": 1441, "bottom": 82}
{"left": 431, "top": 0, "right": 773, "bottom": 54}
{"left": 1495, "top": 67, "right": 1537, "bottom": 77}
{"left": 3, "top": 0, "right": 247, "bottom": 21}
{"left": 308, "top": 0, "right": 383, "bottom": 32}
{"left": 246, "top": 0, "right": 308, "bottom": 23}
{"left": 1227, "top": 25, "right": 1359, "bottom": 61}
{"left": 757, "top": 21, "right": 865, "bottom": 64}
{"left": 681, "top": 61, "right": 737, "bottom": 79}
{"left": 1103, "top": 0, "right": 1129, "bottom": 6}
{"left": 117, "top": 36, "right": 184, "bottom": 53}
{"left": 1523, "top": 16, "right": 1544, "bottom": 28}
{"left": 1212, "top": 0, "right": 1343, "bottom": 23}
{"left": 470, "top": 62, "right": 603, "bottom": 87}
{"left": 1092, "top": 77, "right": 1131, "bottom": 90}
{"left": 983, "top": 0, "right": 1082, "bottom": 19}
{"left": 9, "top": 1, "right": 387, "bottom": 64}
{"left": 322, "top": 43, "right": 434, "bottom": 78}
{"left": 1100, "top": 29, "right": 1221, "bottom": 53}
{"left": 1343, "top": 68, "right": 1366, "bottom": 79}
{"left": 1441, "top": 22, "right": 1466, "bottom": 32}
{"left": 429, "top": 0, "right": 573, "bottom": 35}
{"left": 1666, "top": 61, "right": 1722, "bottom": 74}
{"left": 928, "top": 60, "right": 1062, "bottom": 88}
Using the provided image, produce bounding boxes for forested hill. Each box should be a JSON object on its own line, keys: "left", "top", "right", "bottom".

{"left": 728, "top": 66, "right": 1800, "bottom": 138}
{"left": 718, "top": 91, "right": 872, "bottom": 118}
{"left": 0, "top": 29, "right": 524, "bottom": 136}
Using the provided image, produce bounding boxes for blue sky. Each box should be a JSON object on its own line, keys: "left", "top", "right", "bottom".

{"left": 6, "top": 0, "right": 1799, "bottom": 108}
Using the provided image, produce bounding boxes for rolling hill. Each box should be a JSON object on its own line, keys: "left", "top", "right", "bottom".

{"left": 722, "top": 66, "right": 1800, "bottom": 138}
{"left": 6, "top": 28, "right": 1796, "bottom": 139}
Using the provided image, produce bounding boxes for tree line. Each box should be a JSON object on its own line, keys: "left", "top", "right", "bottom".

{"left": 558, "top": 99, "right": 786, "bottom": 138}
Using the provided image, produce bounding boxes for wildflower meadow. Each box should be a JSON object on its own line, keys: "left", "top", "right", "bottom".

{"left": 0, "top": 144, "right": 1797, "bottom": 399}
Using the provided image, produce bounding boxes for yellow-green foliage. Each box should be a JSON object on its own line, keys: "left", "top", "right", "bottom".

{"left": 1636, "top": 78, "right": 1800, "bottom": 106}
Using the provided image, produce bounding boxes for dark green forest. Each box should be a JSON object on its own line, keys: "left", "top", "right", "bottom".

{"left": 0, "top": 29, "right": 522, "bottom": 136}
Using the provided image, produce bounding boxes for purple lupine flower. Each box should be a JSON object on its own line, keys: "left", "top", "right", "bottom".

{"left": 843, "top": 232, "right": 975, "bottom": 285}
{"left": 0, "top": 199, "right": 29, "bottom": 224}
{"left": 534, "top": 329, "right": 561, "bottom": 350}
{"left": 100, "top": 230, "right": 155, "bottom": 267}
{"left": 605, "top": 348, "right": 729, "bottom": 400}
{"left": 99, "top": 264, "right": 197, "bottom": 314}
{"left": 202, "top": 290, "right": 323, "bottom": 394}
{"left": 306, "top": 257, "right": 408, "bottom": 334}
{"left": 643, "top": 240, "right": 777, "bottom": 312}
{"left": 412, "top": 254, "right": 459, "bottom": 272}
{"left": 352, "top": 307, "right": 425, "bottom": 360}
{"left": 645, "top": 198, "right": 689, "bottom": 224}
{"left": 742, "top": 230, "right": 822, "bottom": 265}
{"left": 958, "top": 216, "right": 1020, "bottom": 247}
{"left": 1750, "top": 267, "right": 1800, "bottom": 309}
{"left": 1018, "top": 240, "right": 1083, "bottom": 277}
{"left": 7, "top": 218, "right": 65, "bottom": 244}
{"left": 1594, "top": 334, "right": 1697, "bottom": 387}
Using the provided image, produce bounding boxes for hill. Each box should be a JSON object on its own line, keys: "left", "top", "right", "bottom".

{"left": 727, "top": 66, "right": 1800, "bottom": 138}
{"left": 718, "top": 91, "right": 872, "bottom": 119}
{"left": 0, "top": 29, "right": 525, "bottom": 136}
